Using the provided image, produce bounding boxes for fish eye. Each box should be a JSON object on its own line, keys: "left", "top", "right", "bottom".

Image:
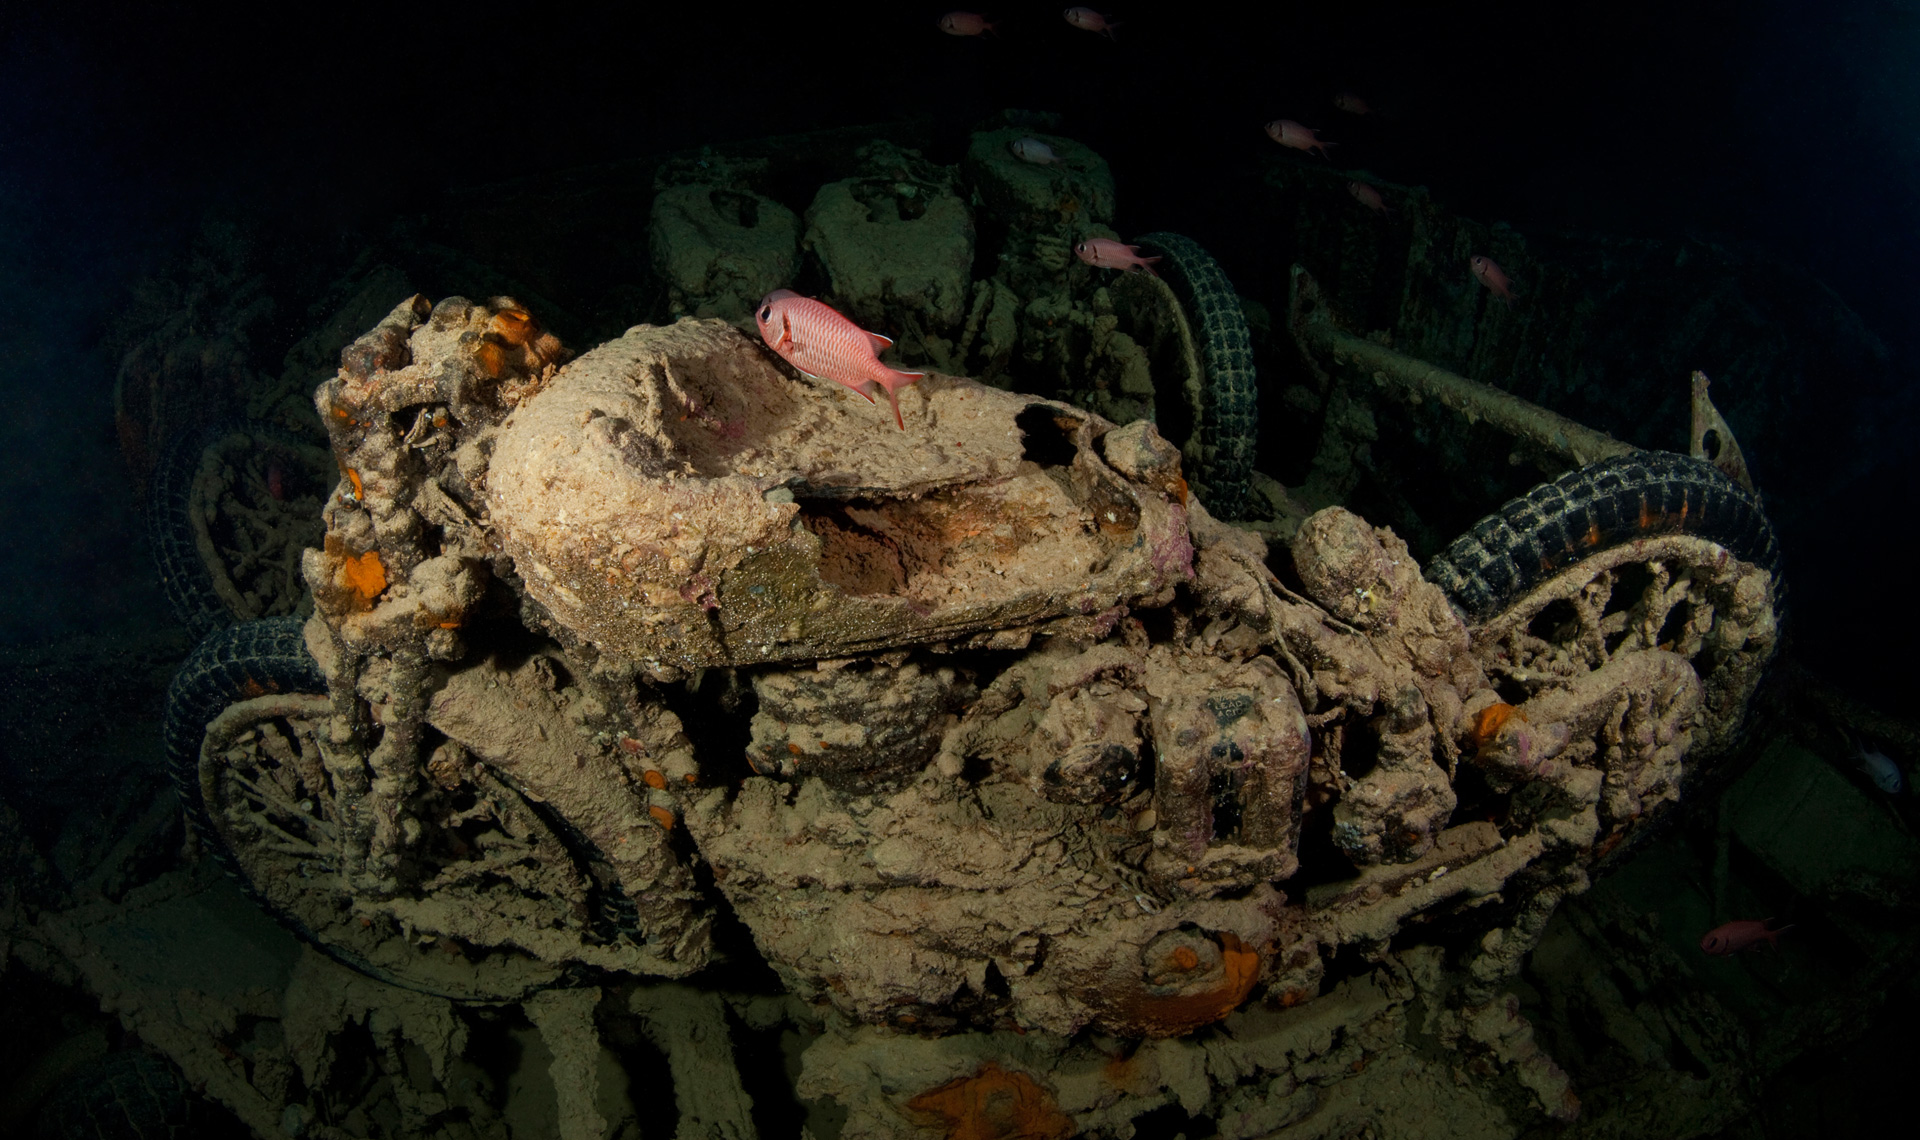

{"left": 759, "top": 306, "right": 771, "bottom": 322}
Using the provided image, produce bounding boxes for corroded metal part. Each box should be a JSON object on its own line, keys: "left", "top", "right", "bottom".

{"left": 487, "top": 318, "right": 1195, "bottom": 671}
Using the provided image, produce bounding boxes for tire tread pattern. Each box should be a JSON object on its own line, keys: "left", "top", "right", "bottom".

{"left": 146, "top": 424, "right": 239, "bottom": 641}
{"left": 163, "top": 617, "right": 324, "bottom": 881}
{"left": 1137, "top": 232, "right": 1258, "bottom": 519}
{"left": 1424, "top": 451, "right": 1782, "bottom": 625}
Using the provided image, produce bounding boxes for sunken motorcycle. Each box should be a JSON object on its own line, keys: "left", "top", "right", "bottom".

{"left": 165, "top": 295, "right": 1779, "bottom": 1037}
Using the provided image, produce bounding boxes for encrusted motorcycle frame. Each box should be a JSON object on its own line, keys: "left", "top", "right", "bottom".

{"left": 168, "top": 292, "right": 1780, "bottom": 1038}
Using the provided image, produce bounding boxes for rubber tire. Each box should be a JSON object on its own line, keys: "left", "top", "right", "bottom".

{"left": 1423, "top": 451, "right": 1783, "bottom": 626}
{"left": 1134, "top": 232, "right": 1258, "bottom": 520}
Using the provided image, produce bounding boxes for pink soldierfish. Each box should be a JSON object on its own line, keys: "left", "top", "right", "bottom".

{"left": 1064, "top": 7, "right": 1118, "bottom": 38}
{"left": 939, "top": 12, "right": 997, "bottom": 36}
{"left": 1700, "top": 918, "right": 1792, "bottom": 956}
{"left": 1470, "top": 255, "right": 1515, "bottom": 306}
{"left": 1333, "top": 91, "right": 1372, "bottom": 116}
{"left": 1348, "top": 181, "right": 1390, "bottom": 216}
{"left": 755, "top": 290, "right": 925, "bottom": 430}
{"left": 1074, "top": 237, "right": 1160, "bottom": 275}
{"left": 1265, "top": 119, "right": 1334, "bottom": 158}
{"left": 1010, "top": 137, "right": 1063, "bottom": 165}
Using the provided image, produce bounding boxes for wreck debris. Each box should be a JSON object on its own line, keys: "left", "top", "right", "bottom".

{"left": 649, "top": 155, "right": 802, "bottom": 326}
{"left": 197, "top": 290, "right": 1781, "bottom": 1047}
{"left": 146, "top": 423, "right": 332, "bottom": 639}
{"left": 628, "top": 984, "right": 759, "bottom": 1139}
{"left": 1690, "top": 370, "right": 1755, "bottom": 492}
{"left": 747, "top": 657, "right": 976, "bottom": 793}
{"left": 804, "top": 141, "right": 975, "bottom": 368}
{"left": 1289, "top": 265, "right": 1635, "bottom": 488}
{"left": 488, "top": 319, "right": 1191, "bottom": 670}
{"left": 1283, "top": 508, "right": 1466, "bottom": 866}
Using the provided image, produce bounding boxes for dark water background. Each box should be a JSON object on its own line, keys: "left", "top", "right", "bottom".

{"left": 2, "top": 0, "right": 1914, "bottom": 689}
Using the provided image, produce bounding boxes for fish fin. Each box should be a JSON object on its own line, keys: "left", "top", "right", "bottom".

{"left": 854, "top": 381, "right": 879, "bottom": 405}
{"left": 876, "top": 368, "right": 922, "bottom": 429}
{"left": 866, "top": 330, "right": 894, "bottom": 353}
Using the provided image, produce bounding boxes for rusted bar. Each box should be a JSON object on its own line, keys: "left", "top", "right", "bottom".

{"left": 1288, "top": 265, "right": 1636, "bottom": 468}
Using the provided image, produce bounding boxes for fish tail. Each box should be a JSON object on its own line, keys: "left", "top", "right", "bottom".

{"left": 880, "top": 368, "right": 923, "bottom": 430}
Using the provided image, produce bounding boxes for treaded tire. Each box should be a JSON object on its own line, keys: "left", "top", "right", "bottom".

{"left": 145, "top": 425, "right": 243, "bottom": 641}
{"left": 1135, "top": 232, "right": 1258, "bottom": 520}
{"left": 145, "top": 422, "right": 326, "bottom": 641}
{"left": 163, "top": 618, "right": 632, "bottom": 1000}
{"left": 163, "top": 616, "right": 323, "bottom": 837}
{"left": 1424, "top": 451, "right": 1782, "bottom": 625}
{"left": 161, "top": 616, "right": 348, "bottom": 963}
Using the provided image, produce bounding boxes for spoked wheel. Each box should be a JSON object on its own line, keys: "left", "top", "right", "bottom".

{"left": 1428, "top": 453, "right": 1783, "bottom": 848}
{"left": 1466, "top": 533, "right": 1778, "bottom": 751}
{"left": 147, "top": 423, "right": 332, "bottom": 640}
{"left": 166, "top": 618, "right": 617, "bottom": 1000}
